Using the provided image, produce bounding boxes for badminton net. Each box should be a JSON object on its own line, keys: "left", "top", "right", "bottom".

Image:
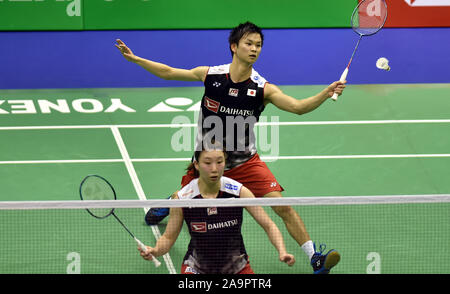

{"left": 0, "top": 194, "right": 449, "bottom": 274}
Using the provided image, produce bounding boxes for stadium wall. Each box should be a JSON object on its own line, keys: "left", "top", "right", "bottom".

{"left": 1, "top": 0, "right": 449, "bottom": 89}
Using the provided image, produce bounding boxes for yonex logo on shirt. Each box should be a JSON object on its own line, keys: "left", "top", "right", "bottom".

{"left": 225, "top": 183, "right": 239, "bottom": 191}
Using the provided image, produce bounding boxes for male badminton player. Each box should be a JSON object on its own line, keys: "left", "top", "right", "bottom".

{"left": 139, "top": 148, "right": 295, "bottom": 274}
{"left": 117, "top": 22, "right": 343, "bottom": 274}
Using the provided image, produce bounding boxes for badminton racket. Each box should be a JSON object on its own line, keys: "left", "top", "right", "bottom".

{"left": 332, "top": 0, "right": 388, "bottom": 101}
{"left": 79, "top": 174, "right": 161, "bottom": 267}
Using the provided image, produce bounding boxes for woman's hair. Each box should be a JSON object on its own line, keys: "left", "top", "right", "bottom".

{"left": 228, "top": 21, "right": 264, "bottom": 57}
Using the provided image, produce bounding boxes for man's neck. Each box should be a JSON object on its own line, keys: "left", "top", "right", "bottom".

{"left": 229, "top": 59, "right": 253, "bottom": 83}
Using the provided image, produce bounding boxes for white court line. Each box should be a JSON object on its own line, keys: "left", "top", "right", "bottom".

{"left": 0, "top": 159, "right": 124, "bottom": 164}
{"left": 261, "top": 154, "right": 450, "bottom": 160}
{"left": 133, "top": 154, "right": 450, "bottom": 161}
{"left": 1, "top": 120, "right": 446, "bottom": 164}
{"left": 257, "top": 119, "right": 450, "bottom": 126}
{"left": 110, "top": 126, "right": 177, "bottom": 274}
{"left": 2, "top": 153, "right": 450, "bottom": 165}
{"left": 0, "top": 119, "right": 450, "bottom": 131}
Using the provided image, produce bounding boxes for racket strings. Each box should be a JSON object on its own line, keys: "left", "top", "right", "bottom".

{"left": 80, "top": 175, "right": 116, "bottom": 218}
{"left": 79, "top": 175, "right": 162, "bottom": 268}
{"left": 352, "top": 0, "right": 388, "bottom": 36}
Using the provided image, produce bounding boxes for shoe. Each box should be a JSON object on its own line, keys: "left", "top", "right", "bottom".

{"left": 145, "top": 207, "right": 169, "bottom": 225}
{"left": 311, "top": 243, "right": 340, "bottom": 274}
{"left": 144, "top": 196, "right": 171, "bottom": 225}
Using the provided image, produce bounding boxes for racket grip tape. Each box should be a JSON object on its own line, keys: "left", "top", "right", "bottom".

{"left": 331, "top": 67, "right": 348, "bottom": 101}
{"left": 135, "top": 237, "right": 161, "bottom": 267}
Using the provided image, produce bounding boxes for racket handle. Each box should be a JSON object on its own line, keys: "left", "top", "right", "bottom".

{"left": 331, "top": 67, "right": 349, "bottom": 101}
{"left": 135, "top": 237, "right": 161, "bottom": 268}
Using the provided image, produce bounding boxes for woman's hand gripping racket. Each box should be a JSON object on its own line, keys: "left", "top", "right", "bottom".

{"left": 332, "top": 0, "right": 388, "bottom": 101}
{"left": 79, "top": 175, "right": 161, "bottom": 267}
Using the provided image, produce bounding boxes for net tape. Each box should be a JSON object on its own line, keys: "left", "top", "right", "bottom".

{"left": 1, "top": 194, "right": 449, "bottom": 210}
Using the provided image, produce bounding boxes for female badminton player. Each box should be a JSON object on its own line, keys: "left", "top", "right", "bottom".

{"left": 139, "top": 148, "right": 295, "bottom": 274}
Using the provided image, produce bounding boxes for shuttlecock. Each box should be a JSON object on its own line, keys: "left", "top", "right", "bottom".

{"left": 376, "top": 57, "right": 390, "bottom": 71}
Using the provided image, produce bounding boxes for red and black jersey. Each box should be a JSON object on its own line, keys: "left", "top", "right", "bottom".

{"left": 195, "top": 64, "right": 268, "bottom": 169}
{"left": 178, "top": 176, "right": 248, "bottom": 274}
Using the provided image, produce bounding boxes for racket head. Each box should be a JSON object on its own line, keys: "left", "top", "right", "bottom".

{"left": 79, "top": 175, "right": 116, "bottom": 219}
{"left": 351, "top": 0, "right": 388, "bottom": 37}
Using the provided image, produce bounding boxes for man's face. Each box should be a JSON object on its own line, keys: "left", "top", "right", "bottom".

{"left": 232, "top": 33, "right": 262, "bottom": 64}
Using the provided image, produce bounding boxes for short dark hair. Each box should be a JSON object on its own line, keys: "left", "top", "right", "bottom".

{"left": 228, "top": 21, "right": 264, "bottom": 57}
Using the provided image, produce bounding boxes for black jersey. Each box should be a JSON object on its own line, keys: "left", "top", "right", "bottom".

{"left": 178, "top": 177, "right": 247, "bottom": 274}
{"left": 195, "top": 64, "right": 268, "bottom": 169}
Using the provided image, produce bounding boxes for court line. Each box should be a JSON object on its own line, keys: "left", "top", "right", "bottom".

{"left": 0, "top": 159, "right": 124, "bottom": 164}
{"left": 2, "top": 153, "right": 450, "bottom": 165}
{"left": 260, "top": 154, "right": 450, "bottom": 160}
{"left": 110, "top": 126, "right": 177, "bottom": 274}
{"left": 0, "top": 119, "right": 450, "bottom": 131}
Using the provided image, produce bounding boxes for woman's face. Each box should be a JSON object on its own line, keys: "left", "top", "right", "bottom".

{"left": 195, "top": 150, "right": 226, "bottom": 184}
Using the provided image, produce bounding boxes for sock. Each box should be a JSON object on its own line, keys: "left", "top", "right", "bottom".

{"left": 301, "top": 240, "right": 315, "bottom": 261}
